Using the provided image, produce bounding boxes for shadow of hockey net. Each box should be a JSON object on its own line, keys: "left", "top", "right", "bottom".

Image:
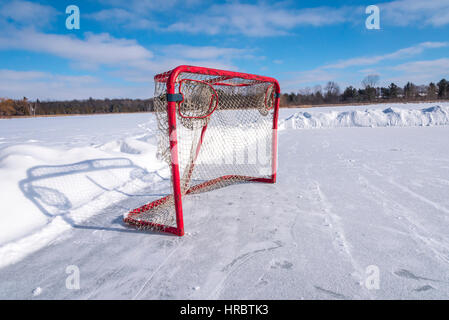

{"left": 124, "top": 66, "right": 280, "bottom": 236}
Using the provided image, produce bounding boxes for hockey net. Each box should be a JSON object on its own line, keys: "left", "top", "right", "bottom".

{"left": 124, "top": 66, "right": 280, "bottom": 236}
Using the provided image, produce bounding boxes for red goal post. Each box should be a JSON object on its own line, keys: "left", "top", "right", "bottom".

{"left": 124, "top": 65, "right": 281, "bottom": 236}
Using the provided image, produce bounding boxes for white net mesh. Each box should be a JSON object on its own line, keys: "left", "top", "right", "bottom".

{"left": 125, "top": 69, "right": 276, "bottom": 233}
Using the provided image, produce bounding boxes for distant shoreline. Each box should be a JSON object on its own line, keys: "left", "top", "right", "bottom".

{"left": 0, "top": 111, "right": 153, "bottom": 119}
{"left": 1, "top": 100, "right": 447, "bottom": 119}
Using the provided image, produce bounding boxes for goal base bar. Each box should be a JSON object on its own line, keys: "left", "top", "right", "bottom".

{"left": 123, "top": 174, "right": 275, "bottom": 236}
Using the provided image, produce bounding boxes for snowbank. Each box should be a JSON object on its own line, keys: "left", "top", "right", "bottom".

{"left": 280, "top": 105, "right": 449, "bottom": 129}
{"left": 0, "top": 114, "right": 170, "bottom": 267}
{"left": 1, "top": 103, "right": 449, "bottom": 269}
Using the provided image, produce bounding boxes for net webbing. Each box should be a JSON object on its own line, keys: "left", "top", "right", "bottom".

{"left": 125, "top": 70, "right": 276, "bottom": 233}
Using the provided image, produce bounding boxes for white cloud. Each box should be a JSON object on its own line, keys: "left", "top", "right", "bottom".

{"left": 0, "top": 28, "right": 154, "bottom": 70}
{"left": 0, "top": 29, "right": 254, "bottom": 98}
{"left": 88, "top": 0, "right": 449, "bottom": 36}
{"left": 90, "top": 1, "right": 358, "bottom": 36}
{"left": 160, "top": 45, "right": 251, "bottom": 60}
{"left": 0, "top": 69, "right": 98, "bottom": 84}
{"left": 0, "top": 69, "right": 47, "bottom": 81}
{"left": 0, "top": 69, "right": 150, "bottom": 100}
{"left": 96, "top": 0, "right": 192, "bottom": 13}
{"left": 282, "top": 41, "right": 449, "bottom": 91}
{"left": 112, "top": 44, "right": 256, "bottom": 82}
{"left": 384, "top": 58, "right": 449, "bottom": 85}
{"left": 164, "top": 3, "right": 356, "bottom": 36}
{"left": 282, "top": 69, "right": 339, "bottom": 92}
{"left": 0, "top": 0, "right": 57, "bottom": 28}
{"left": 380, "top": 0, "right": 449, "bottom": 27}
{"left": 0, "top": 26, "right": 253, "bottom": 73}
{"left": 88, "top": 0, "right": 203, "bottom": 30}
{"left": 87, "top": 8, "right": 156, "bottom": 30}
{"left": 358, "top": 68, "right": 378, "bottom": 74}
{"left": 323, "top": 42, "right": 448, "bottom": 69}
{"left": 390, "top": 58, "right": 449, "bottom": 84}
{"left": 393, "top": 58, "right": 449, "bottom": 73}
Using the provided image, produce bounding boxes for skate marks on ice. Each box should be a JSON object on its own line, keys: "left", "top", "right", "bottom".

{"left": 394, "top": 269, "right": 439, "bottom": 282}
{"left": 132, "top": 237, "right": 185, "bottom": 300}
{"left": 355, "top": 165, "right": 449, "bottom": 295}
{"left": 297, "top": 181, "right": 373, "bottom": 299}
{"left": 209, "top": 241, "right": 284, "bottom": 299}
{"left": 393, "top": 269, "right": 445, "bottom": 294}
{"left": 289, "top": 158, "right": 449, "bottom": 298}
{"left": 314, "top": 286, "right": 348, "bottom": 299}
{"left": 360, "top": 164, "right": 449, "bottom": 267}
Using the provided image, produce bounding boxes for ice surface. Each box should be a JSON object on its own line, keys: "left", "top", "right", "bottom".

{"left": 0, "top": 102, "right": 449, "bottom": 299}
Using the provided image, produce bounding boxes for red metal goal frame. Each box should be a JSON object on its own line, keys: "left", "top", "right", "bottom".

{"left": 124, "top": 65, "right": 281, "bottom": 236}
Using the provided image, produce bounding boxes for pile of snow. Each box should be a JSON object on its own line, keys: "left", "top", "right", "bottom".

{"left": 280, "top": 105, "right": 449, "bottom": 129}
{"left": 0, "top": 114, "right": 171, "bottom": 267}
{"left": 1, "top": 103, "right": 449, "bottom": 270}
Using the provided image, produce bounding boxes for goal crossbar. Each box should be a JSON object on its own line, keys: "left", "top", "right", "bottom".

{"left": 124, "top": 65, "right": 281, "bottom": 236}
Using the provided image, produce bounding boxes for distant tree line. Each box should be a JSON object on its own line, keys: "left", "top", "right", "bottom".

{"left": 1, "top": 76, "right": 449, "bottom": 116}
{"left": 0, "top": 97, "right": 154, "bottom": 117}
{"left": 281, "top": 76, "right": 449, "bottom": 107}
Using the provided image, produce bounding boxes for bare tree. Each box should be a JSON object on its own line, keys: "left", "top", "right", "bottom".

{"left": 299, "top": 87, "right": 312, "bottom": 96}
{"left": 404, "top": 82, "right": 417, "bottom": 99}
{"left": 325, "top": 81, "right": 340, "bottom": 96}
{"left": 362, "top": 74, "right": 380, "bottom": 88}
{"left": 324, "top": 81, "right": 340, "bottom": 103}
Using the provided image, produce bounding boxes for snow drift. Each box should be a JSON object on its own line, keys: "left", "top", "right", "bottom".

{"left": 1, "top": 103, "right": 449, "bottom": 299}
{"left": 1, "top": 103, "right": 449, "bottom": 271}
{"left": 280, "top": 105, "right": 449, "bottom": 129}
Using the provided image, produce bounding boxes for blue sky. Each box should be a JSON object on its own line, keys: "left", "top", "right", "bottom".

{"left": 0, "top": 0, "right": 449, "bottom": 100}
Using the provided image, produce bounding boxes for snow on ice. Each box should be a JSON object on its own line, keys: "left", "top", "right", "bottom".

{"left": 0, "top": 102, "right": 449, "bottom": 299}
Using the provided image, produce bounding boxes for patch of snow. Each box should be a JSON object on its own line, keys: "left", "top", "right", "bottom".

{"left": 32, "top": 287, "right": 42, "bottom": 296}
{"left": 280, "top": 105, "right": 449, "bottom": 129}
{"left": 0, "top": 103, "right": 449, "bottom": 299}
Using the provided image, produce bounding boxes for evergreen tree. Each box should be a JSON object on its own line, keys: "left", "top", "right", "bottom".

{"left": 388, "top": 83, "right": 399, "bottom": 99}
{"left": 342, "top": 86, "right": 358, "bottom": 102}
{"left": 403, "top": 82, "right": 417, "bottom": 99}
{"left": 427, "top": 83, "right": 438, "bottom": 99}
{"left": 437, "top": 79, "right": 449, "bottom": 98}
